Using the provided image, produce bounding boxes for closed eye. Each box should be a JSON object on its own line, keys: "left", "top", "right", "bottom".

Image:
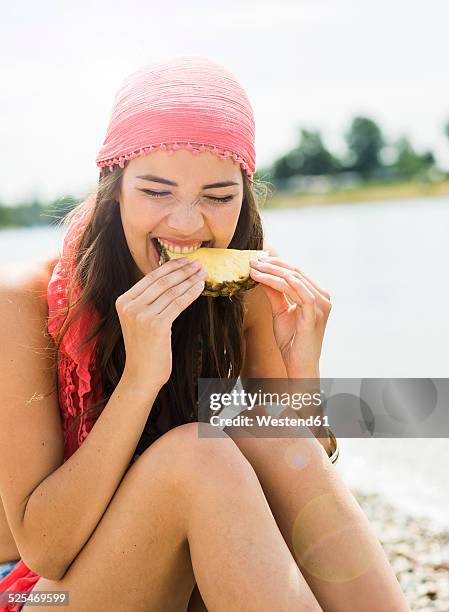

{"left": 141, "top": 189, "right": 170, "bottom": 198}
{"left": 140, "top": 189, "right": 235, "bottom": 203}
{"left": 205, "top": 195, "right": 235, "bottom": 203}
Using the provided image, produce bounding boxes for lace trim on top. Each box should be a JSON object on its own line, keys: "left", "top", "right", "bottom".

{"left": 96, "top": 141, "right": 254, "bottom": 181}
{"left": 47, "top": 196, "right": 103, "bottom": 462}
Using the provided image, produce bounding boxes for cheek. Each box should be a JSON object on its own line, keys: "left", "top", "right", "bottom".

{"left": 121, "top": 198, "right": 160, "bottom": 235}
{"left": 225, "top": 204, "right": 243, "bottom": 237}
{"left": 208, "top": 202, "right": 241, "bottom": 233}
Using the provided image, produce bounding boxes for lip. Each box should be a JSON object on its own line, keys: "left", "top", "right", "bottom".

{"left": 153, "top": 236, "right": 211, "bottom": 247}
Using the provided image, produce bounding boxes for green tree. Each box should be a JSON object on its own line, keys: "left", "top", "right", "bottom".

{"left": 0, "top": 204, "right": 15, "bottom": 226}
{"left": 0, "top": 195, "right": 79, "bottom": 228}
{"left": 272, "top": 129, "right": 340, "bottom": 181}
{"left": 391, "top": 135, "right": 435, "bottom": 179}
{"left": 343, "top": 116, "right": 385, "bottom": 179}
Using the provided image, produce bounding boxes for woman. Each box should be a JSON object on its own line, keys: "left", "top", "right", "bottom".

{"left": 0, "top": 56, "right": 409, "bottom": 611}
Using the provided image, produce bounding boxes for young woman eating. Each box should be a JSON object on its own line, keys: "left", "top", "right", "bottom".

{"left": 0, "top": 56, "right": 409, "bottom": 611}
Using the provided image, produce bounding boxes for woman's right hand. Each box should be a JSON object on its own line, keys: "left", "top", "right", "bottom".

{"left": 115, "top": 257, "right": 207, "bottom": 394}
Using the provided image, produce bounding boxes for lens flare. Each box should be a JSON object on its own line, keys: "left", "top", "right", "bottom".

{"left": 284, "top": 441, "right": 313, "bottom": 471}
{"left": 292, "top": 493, "right": 378, "bottom": 582}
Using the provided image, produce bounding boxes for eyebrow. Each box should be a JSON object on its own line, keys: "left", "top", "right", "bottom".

{"left": 136, "top": 174, "right": 239, "bottom": 189}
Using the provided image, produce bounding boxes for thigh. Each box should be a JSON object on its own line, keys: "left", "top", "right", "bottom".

{"left": 23, "top": 423, "right": 206, "bottom": 612}
{"left": 186, "top": 582, "right": 208, "bottom": 612}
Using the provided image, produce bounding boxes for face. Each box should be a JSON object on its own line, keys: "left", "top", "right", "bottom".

{"left": 118, "top": 149, "right": 244, "bottom": 280}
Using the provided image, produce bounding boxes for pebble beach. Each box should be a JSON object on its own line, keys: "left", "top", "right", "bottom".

{"left": 352, "top": 488, "right": 449, "bottom": 611}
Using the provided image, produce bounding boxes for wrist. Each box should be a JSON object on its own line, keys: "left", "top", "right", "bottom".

{"left": 316, "top": 431, "right": 332, "bottom": 455}
{"left": 286, "top": 364, "right": 320, "bottom": 380}
{"left": 119, "top": 371, "right": 162, "bottom": 404}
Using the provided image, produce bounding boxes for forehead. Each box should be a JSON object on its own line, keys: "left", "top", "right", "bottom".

{"left": 124, "top": 149, "right": 243, "bottom": 187}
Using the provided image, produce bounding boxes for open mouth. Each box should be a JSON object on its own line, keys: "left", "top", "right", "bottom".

{"left": 150, "top": 238, "right": 213, "bottom": 265}
{"left": 151, "top": 238, "right": 212, "bottom": 255}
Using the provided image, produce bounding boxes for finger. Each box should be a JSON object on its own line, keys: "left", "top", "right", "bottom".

{"left": 287, "top": 271, "right": 332, "bottom": 314}
{"left": 133, "top": 260, "right": 203, "bottom": 306}
{"left": 283, "top": 274, "right": 317, "bottom": 325}
{"left": 148, "top": 269, "right": 208, "bottom": 315}
{"left": 273, "top": 262, "right": 331, "bottom": 311}
{"left": 249, "top": 267, "right": 315, "bottom": 311}
{"left": 250, "top": 261, "right": 314, "bottom": 304}
{"left": 124, "top": 257, "right": 191, "bottom": 301}
{"left": 252, "top": 257, "right": 331, "bottom": 300}
{"left": 257, "top": 282, "right": 292, "bottom": 317}
{"left": 250, "top": 261, "right": 331, "bottom": 314}
{"left": 158, "top": 279, "right": 206, "bottom": 324}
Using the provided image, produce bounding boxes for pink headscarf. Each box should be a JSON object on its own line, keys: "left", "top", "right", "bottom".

{"left": 47, "top": 195, "right": 102, "bottom": 462}
{"left": 95, "top": 55, "right": 256, "bottom": 180}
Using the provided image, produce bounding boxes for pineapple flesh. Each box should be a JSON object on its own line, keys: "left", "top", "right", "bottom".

{"left": 159, "top": 246, "right": 269, "bottom": 297}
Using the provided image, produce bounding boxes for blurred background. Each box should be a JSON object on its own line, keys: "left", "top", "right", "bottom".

{"left": 1, "top": 1, "right": 448, "bottom": 606}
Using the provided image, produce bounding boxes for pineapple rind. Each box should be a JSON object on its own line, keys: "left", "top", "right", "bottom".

{"left": 159, "top": 247, "right": 269, "bottom": 297}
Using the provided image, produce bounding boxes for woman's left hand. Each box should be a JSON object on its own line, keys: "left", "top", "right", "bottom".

{"left": 249, "top": 255, "right": 332, "bottom": 378}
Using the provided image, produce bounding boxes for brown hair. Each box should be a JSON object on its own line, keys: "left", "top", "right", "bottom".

{"left": 52, "top": 162, "right": 267, "bottom": 455}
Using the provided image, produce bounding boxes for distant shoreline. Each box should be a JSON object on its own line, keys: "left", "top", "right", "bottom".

{"left": 265, "top": 178, "right": 449, "bottom": 209}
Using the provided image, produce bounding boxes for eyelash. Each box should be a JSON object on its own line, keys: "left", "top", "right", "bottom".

{"left": 141, "top": 189, "right": 234, "bottom": 203}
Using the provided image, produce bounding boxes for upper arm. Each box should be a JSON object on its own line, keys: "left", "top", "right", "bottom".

{"left": 241, "top": 239, "right": 287, "bottom": 379}
{"left": 0, "top": 276, "right": 64, "bottom": 558}
{"left": 241, "top": 285, "right": 288, "bottom": 379}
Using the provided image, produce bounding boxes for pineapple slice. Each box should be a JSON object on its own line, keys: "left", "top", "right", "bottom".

{"left": 159, "top": 247, "right": 269, "bottom": 297}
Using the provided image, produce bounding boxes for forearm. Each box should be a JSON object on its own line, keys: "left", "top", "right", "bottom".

{"left": 20, "top": 376, "right": 159, "bottom": 579}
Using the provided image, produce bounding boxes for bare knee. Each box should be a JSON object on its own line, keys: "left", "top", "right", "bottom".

{"left": 173, "top": 422, "right": 255, "bottom": 476}
{"left": 138, "top": 422, "right": 258, "bottom": 495}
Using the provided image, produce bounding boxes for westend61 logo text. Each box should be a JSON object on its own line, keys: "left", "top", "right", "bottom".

{"left": 208, "top": 389, "right": 329, "bottom": 429}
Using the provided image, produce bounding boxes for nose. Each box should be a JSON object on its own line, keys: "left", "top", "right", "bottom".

{"left": 165, "top": 199, "right": 205, "bottom": 235}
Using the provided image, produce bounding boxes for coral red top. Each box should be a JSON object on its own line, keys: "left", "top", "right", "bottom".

{"left": 0, "top": 198, "right": 105, "bottom": 611}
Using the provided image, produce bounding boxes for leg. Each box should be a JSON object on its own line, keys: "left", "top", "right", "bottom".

{"left": 224, "top": 420, "right": 410, "bottom": 612}
{"left": 24, "top": 422, "right": 322, "bottom": 612}
{"left": 187, "top": 583, "right": 208, "bottom": 612}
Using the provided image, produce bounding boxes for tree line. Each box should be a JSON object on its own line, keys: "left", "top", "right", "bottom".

{"left": 255, "top": 115, "right": 449, "bottom": 188}
{"left": 0, "top": 197, "right": 79, "bottom": 228}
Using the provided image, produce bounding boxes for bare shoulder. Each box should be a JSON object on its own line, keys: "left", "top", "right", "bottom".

{"left": 0, "top": 255, "right": 60, "bottom": 386}
{"left": 0, "top": 256, "right": 57, "bottom": 320}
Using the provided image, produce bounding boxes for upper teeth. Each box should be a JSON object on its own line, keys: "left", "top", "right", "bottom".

{"left": 157, "top": 238, "right": 203, "bottom": 254}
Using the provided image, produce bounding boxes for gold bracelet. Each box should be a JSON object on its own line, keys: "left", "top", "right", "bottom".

{"left": 327, "top": 428, "right": 339, "bottom": 464}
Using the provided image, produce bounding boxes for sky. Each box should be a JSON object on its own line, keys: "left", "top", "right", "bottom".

{"left": 1, "top": 0, "right": 448, "bottom": 204}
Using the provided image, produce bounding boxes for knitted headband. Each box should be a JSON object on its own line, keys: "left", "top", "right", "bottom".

{"left": 95, "top": 55, "right": 256, "bottom": 181}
